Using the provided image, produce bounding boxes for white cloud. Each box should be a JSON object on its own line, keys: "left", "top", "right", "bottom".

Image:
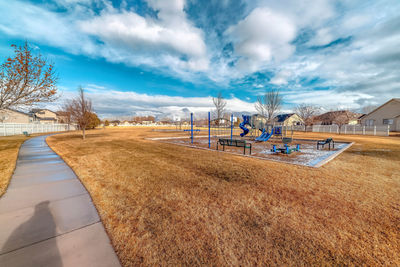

{"left": 283, "top": 89, "right": 374, "bottom": 110}
{"left": 79, "top": 1, "right": 209, "bottom": 72}
{"left": 0, "top": 0, "right": 209, "bottom": 78}
{"left": 66, "top": 85, "right": 257, "bottom": 118}
{"left": 270, "top": 70, "right": 292, "bottom": 85}
{"left": 0, "top": 0, "right": 96, "bottom": 55}
{"left": 226, "top": 7, "right": 296, "bottom": 72}
{"left": 307, "top": 28, "right": 334, "bottom": 46}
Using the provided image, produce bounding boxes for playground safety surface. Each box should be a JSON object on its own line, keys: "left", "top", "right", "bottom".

{"left": 151, "top": 136, "right": 353, "bottom": 168}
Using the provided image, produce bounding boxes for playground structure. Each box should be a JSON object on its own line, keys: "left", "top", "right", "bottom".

{"left": 182, "top": 112, "right": 296, "bottom": 149}
{"left": 154, "top": 112, "right": 352, "bottom": 167}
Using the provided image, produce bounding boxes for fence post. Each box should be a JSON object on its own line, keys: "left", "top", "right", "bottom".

{"left": 353, "top": 125, "right": 355, "bottom": 135}
{"left": 387, "top": 125, "right": 390, "bottom": 136}
{"left": 374, "top": 126, "right": 376, "bottom": 135}
{"left": 363, "top": 126, "right": 365, "bottom": 135}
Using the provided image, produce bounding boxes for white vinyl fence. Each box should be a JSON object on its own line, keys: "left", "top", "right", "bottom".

{"left": 0, "top": 123, "right": 77, "bottom": 136}
{"left": 290, "top": 124, "right": 390, "bottom": 136}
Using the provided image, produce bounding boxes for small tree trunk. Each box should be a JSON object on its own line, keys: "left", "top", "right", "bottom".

{"left": 82, "top": 127, "right": 86, "bottom": 139}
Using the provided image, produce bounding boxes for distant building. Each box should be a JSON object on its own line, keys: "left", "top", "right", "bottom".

{"left": 313, "top": 110, "right": 361, "bottom": 125}
{"left": 55, "top": 111, "right": 70, "bottom": 124}
{"left": 360, "top": 98, "right": 400, "bottom": 131}
{"left": 0, "top": 109, "right": 33, "bottom": 123}
{"left": 31, "top": 109, "right": 58, "bottom": 124}
{"left": 110, "top": 120, "right": 120, "bottom": 126}
{"left": 274, "top": 113, "right": 303, "bottom": 126}
{"left": 120, "top": 121, "right": 132, "bottom": 126}
{"left": 172, "top": 115, "right": 181, "bottom": 122}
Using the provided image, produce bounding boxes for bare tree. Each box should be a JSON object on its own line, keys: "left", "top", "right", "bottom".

{"left": 67, "top": 86, "right": 93, "bottom": 139}
{"left": 254, "top": 89, "right": 282, "bottom": 122}
{"left": 212, "top": 92, "right": 227, "bottom": 122}
{"left": 331, "top": 110, "right": 358, "bottom": 134}
{"left": 361, "top": 105, "right": 377, "bottom": 114}
{"left": 0, "top": 42, "right": 58, "bottom": 110}
{"left": 255, "top": 97, "right": 266, "bottom": 116}
{"left": 59, "top": 101, "right": 73, "bottom": 125}
{"left": 294, "top": 104, "right": 320, "bottom": 131}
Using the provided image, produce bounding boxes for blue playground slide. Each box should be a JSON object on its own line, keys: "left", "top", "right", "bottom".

{"left": 255, "top": 127, "right": 274, "bottom": 142}
{"left": 239, "top": 115, "right": 251, "bottom": 137}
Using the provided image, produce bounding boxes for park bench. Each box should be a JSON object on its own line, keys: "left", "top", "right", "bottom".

{"left": 317, "top": 138, "right": 334, "bottom": 150}
{"left": 217, "top": 138, "right": 252, "bottom": 155}
{"left": 22, "top": 131, "right": 30, "bottom": 137}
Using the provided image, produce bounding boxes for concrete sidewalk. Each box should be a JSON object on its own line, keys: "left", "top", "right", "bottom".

{"left": 0, "top": 135, "right": 121, "bottom": 267}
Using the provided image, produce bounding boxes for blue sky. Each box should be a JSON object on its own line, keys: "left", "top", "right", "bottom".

{"left": 0, "top": 0, "right": 399, "bottom": 118}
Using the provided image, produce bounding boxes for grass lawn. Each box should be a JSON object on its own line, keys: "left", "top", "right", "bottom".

{"left": 0, "top": 135, "right": 30, "bottom": 197}
{"left": 47, "top": 128, "right": 400, "bottom": 266}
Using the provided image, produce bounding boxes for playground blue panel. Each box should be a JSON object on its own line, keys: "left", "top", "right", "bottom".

{"left": 240, "top": 115, "right": 251, "bottom": 137}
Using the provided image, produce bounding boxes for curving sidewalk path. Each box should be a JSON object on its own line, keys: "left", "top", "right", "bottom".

{"left": 0, "top": 135, "right": 121, "bottom": 267}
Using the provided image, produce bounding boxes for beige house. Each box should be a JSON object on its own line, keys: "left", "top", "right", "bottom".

{"left": 31, "top": 109, "right": 58, "bottom": 124}
{"left": 360, "top": 98, "right": 400, "bottom": 131}
{"left": 274, "top": 113, "right": 303, "bottom": 126}
{"left": 0, "top": 109, "right": 33, "bottom": 123}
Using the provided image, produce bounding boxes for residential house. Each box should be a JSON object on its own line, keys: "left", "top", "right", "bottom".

{"left": 312, "top": 110, "right": 361, "bottom": 125}
{"left": 360, "top": 98, "right": 400, "bottom": 131}
{"left": 31, "top": 109, "right": 58, "bottom": 124}
{"left": 274, "top": 113, "right": 303, "bottom": 126}
{"left": 120, "top": 120, "right": 133, "bottom": 126}
{"left": 110, "top": 120, "right": 120, "bottom": 126}
{"left": 0, "top": 109, "right": 33, "bottom": 123}
{"left": 251, "top": 114, "right": 268, "bottom": 129}
{"left": 55, "top": 111, "right": 70, "bottom": 124}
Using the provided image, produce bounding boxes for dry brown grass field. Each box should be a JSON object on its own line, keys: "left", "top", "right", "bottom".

{"left": 47, "top": 127, "right": 400, "bottom": 266}
{"left": 0, "top": 135, "right": 30, "bottom": 197}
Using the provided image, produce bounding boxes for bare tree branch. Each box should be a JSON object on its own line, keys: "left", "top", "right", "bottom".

{"left": 212, "top": 92, "right": 226, "bottom": 122}
{"left": 0, "top": 42, "right": 58, "bottom": 110}
{"left": 294, "top": 104, "right": 320, "bottom": 130}
{"left": 66, "top": 86, "right": 93, "bottom": 139}
{"left": 361, "top": 105, "right": 377, "bottom": 114}
{"left": 254, "top": 89, "right": 282, "bottom": 122}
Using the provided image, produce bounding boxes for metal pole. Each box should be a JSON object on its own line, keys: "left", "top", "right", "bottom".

{"left": 230, "top": 114, "right": 233, "bottom": 141}
{"left": 208, "top": 112, "right": 211, "bottom": 148}
{"left": 190, "top": 113, "right": 193, "bottom": 144}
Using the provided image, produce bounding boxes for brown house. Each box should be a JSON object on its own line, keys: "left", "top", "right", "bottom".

{"left": 313, "top": 110, "right": 361, "bottom": 125}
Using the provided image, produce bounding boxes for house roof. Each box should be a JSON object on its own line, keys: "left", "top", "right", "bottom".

{"left": 363, "top": 98, "right": 400, "bottom": 118}
{"left": 31, "top": 108, "right": 56, "bottom": 114}
{"left": 358, "top": 114, "right": 367, "bottom": 119}
{"left": 314, "top": 110, "right": 360, "bottom": 119}
{"left": 274, "top": 113, "right": 295, "bottom": 122}
{"left": 3, "top": 108, "right": 31, "bottom": 117}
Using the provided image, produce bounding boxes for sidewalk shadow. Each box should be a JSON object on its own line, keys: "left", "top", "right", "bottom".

{"left": 1, "top": 201, "right": 63, "bottom": 267}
